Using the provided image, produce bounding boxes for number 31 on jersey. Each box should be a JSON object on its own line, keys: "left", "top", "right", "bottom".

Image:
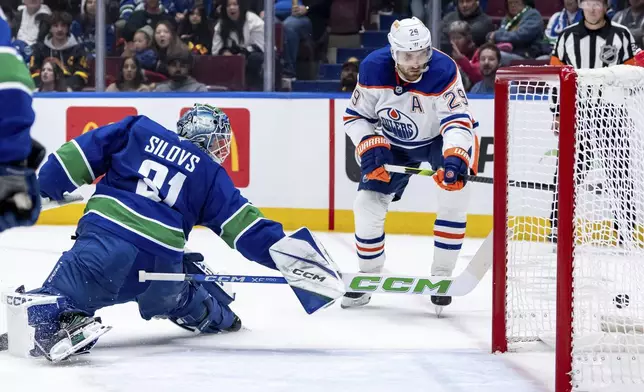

{"left": 135, "top": 159, "right": 186, "bottom": 208}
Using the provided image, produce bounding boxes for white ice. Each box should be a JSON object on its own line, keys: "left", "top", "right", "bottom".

{"left": 0, "top": 226, "right": 555, "bottom": 392}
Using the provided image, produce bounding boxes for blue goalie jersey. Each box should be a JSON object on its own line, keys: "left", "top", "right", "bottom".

{"left": 0, "top": 9, "right": 36, "bottom": 164}
{"left": 38, "top": 115, "right": 285, "bottom": 267}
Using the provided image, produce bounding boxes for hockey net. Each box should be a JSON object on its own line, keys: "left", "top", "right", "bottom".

{"left": 492, "top": 65, "right": 644, "bottom": 392}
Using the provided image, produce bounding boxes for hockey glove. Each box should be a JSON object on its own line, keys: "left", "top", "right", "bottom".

{"left": 434, "top": 147, "right": 469, "bottom": 191}
{"left": 0, "top": 139, "right": 45, "bottom": 232}
{"left": 269, "top": 227, "right": 345, "bottom": 314}
{"left": 356, "top": 135, "right": 393, "bottom": 183}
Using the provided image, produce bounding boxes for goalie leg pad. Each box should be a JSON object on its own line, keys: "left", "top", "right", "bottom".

{"left": 432, "top": 185, "right": 471, "bottom": 276}
{"left": 2, "top": 290, "right": 109, "bottom": 361}
{"left": 168, "top": 283, "right": 237, "bottom": 333}
{"left": 269, "top": 227, "right": 345, "bottom": 314}
{"left": 353, "top": 190, "right": 394, "bottom": 273}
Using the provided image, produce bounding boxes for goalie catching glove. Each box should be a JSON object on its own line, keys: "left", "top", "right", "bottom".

{"left": 433, "top": 147, "right": 469, "bottom": 191}
{"left": 269, "top": 228, "right": 345, "bottom": 314}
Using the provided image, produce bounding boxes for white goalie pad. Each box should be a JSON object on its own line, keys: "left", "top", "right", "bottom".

{"left": 2, "top": 292, "right": 61, "bottom": 358}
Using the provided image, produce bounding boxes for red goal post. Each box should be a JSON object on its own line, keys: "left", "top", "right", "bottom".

{"left": 492, "top": 65, "right": 644, "bottom": 392}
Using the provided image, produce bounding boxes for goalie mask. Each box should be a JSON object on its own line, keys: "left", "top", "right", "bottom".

{"left": 387, "top": 17, "right": 432, "bottom": 82}
{"left": 177, "top": 103, "right": 232, "bottom": 164}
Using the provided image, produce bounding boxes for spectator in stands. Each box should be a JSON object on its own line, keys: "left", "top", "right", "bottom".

{"left": 29, "top": 11, "right": 89, "bottom": 91}
{"left": 339, "top": 57, "right": 358, "bottom": 92}
{"left": 212, "top": 0, "right": 264, "bottom": 90}
{"left": 469, "top": 42, "right": 500, "bottom": 94}
{"left": 178, "top": 4, "right": 213, "bottom": 54}
{"left": 153, "top": 19, "right": 186, "bottom": 75}
{"left": 71, "top": 0, "right": 117, "bottom": 56}
{"left": 441, "top": 0, "right": 495, "bottom": 52}
{"left": 611, "top": 0, "right": 629, "bottom": 13}
{"left": 448, "top": 21, "right": 479, "bottom": 88}
{"left": 11, "top": 39, "right": 33, "bottom": 64}
{"left": 612, "top": 0, "right": 644, "bottom": 47}
{"left": 13, "top": 0, "right": 51, "bottom": 46}
{"left": 545, "top": 0, "right": 583, "bottom": 46}
{"left": 173, "top": 0, "right": 194, "bottom": 23}
{"left": 154, "top": 49, "right": 207, "bottom": 91}
{"left": 275, "top": 0, "right": 313, "bottom": 79}
{"left": 487, "top": 0, "right": 550, "bottom": 65}
{"left": 121, "top": 0, "right": 175, "bottom": 42}
{"left": 106, "top": 55, "right": 152, "bottom": 91}
{"left": 34, "top": 58, "right": 72, "bottom": 91}
{"left": 132, "top": 25, "right": 158, "bottom": 70}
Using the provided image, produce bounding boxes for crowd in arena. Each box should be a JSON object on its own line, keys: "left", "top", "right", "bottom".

{"left": 0, "top": 0, "right": 638, "bottom": 93}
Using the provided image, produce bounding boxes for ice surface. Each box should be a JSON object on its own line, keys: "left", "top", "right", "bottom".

{"left": 0, "top": 226, "right": 554, "bottom": 392}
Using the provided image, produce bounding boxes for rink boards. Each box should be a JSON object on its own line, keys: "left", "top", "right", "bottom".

{"left": 30, "top": 92, "right": 557, "bottom": 238}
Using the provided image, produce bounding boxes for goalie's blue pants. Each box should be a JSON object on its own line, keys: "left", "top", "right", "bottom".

{"left": 30, "top": 221, "right": 236, "bottom": 329}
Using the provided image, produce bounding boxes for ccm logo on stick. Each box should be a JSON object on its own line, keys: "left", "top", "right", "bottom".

{"left": 293, "top": 269, "right": 327, "bottom": 282}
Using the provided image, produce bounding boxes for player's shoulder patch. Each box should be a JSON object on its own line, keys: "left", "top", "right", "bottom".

{"left": 412, "top": 49, "right": 458, "bottom": 95}
{"left": 358, "top": 46, "right": 396, "bottom": 87}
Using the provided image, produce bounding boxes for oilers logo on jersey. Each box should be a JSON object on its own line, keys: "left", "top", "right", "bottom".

{"left": 377, "top": 108, "right": 419, "bottom": 141}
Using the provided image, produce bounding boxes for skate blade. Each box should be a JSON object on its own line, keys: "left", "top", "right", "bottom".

{"left": 340, "top": 295, "right": 372, "bottom": 309}
{"left": 434, "top": 306, "right": 445, "bottom": 318}
{"left": 50, "top": 325, "right": 112, "bottom": 363}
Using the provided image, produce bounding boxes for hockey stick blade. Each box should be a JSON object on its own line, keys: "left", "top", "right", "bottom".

{"left": 384, "top": 164, "right": 556, "bottom": 192}
{"left": 138, "top": 231, "right": 492, "bottom": 297}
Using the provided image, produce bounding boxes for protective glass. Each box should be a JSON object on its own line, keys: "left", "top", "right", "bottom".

{"left": 395, "top": 48, "right": 431, "bottom": 66}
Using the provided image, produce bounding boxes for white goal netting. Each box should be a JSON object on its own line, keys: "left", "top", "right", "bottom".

{"left": 503, "top": 65, "right": 644, "bottom": 390}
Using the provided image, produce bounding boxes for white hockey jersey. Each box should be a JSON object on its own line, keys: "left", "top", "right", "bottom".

{"left": 344, "top": 46, "right": 479, "bottom": 172}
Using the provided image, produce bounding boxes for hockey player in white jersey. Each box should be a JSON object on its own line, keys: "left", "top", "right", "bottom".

{"left": 342, "top": 17, "right": 478, "bottom": 311}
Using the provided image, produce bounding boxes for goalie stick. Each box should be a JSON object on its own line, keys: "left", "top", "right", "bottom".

{"left": 139, "top": 230, "right": 493, "bottom": 297}
{"left": 41, "top": 194, "right": 84, "bottom": 211}
{"left": 384, "top": 164, "right": 557, "bottom": 192}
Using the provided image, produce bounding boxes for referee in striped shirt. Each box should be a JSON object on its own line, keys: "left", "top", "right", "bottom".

{"left": 550, "top": 0, "right": 639, "bottom": 67}
{"left": 549, "top": 0, "right": 640, "bottom": 245}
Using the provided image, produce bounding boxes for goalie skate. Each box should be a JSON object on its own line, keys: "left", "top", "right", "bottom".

{"left": 340, "top": 292, "right": 372, "bottom": 309}
{"left": 45, "top": 314, "right": 112, "bottom": 362}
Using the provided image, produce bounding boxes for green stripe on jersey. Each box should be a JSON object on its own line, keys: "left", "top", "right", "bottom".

{"left": 220, "top": 204, "right": 264, "bottom": 248}
{"left": 56, "top": 141, "right": 94, "bottom": 187}
{"left": 85, "top": 196, "right": 186, "bottom": 251}
{"left": 0, "top": 50, "right": 35, "bottom": 90}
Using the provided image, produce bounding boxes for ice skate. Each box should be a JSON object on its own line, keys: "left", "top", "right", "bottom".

{"left": 224, "top": 315, "right": 242, "bottom": 332}
{"left": 42, "top": 313, "right": 111, "bottom": 362}
{"left": 341, "top": 292, "right": 372, "bottom": 308}
{"left": 431, "top": 295, "right": 452, "bottom": 317}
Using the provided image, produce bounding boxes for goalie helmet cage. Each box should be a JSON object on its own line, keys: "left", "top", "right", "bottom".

{"left": 492, "top": 65, "right": 644, "bottom": 392}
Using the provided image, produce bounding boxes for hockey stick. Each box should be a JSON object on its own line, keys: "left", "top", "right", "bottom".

{"left": 41, "top": 194, "right": 84, "bottom": 211}
{"left": 384, "top": 164, "right": 557, "bottom": 192}
{"left": 139, "top": 230, "right": 493, "bottom": 297}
